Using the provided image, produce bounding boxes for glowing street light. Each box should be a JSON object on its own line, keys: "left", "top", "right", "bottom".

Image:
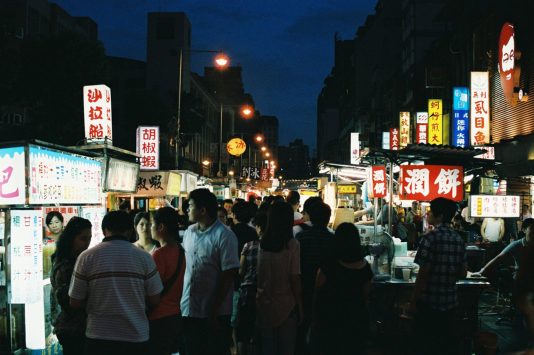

{"left": 202, "top": 160, "right": 211, "bottom": 166}
{"left": 240, "top": 105, "right": 254, "bottom": 119}
{"left": 255, "top": 134, "right": 264, "bottom": 143}
{"left": 261, "top": 146, "right": 267, "bottom": 152}
{"left": 229, "top": 170, "right": 235, "bottom": 176}
{"left": 265, "top": 152, "right": 270, "bottom": 158}
{"left": 214, "top": 53, "right": 230, "bottom": 69}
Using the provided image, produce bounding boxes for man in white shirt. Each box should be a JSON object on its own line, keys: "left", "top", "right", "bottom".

{"left": 182, "top": 189, "right": 240, "bottom": 355}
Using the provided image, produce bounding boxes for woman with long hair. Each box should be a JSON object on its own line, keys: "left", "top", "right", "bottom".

{"left": 256, "top": 202, "right": 303, "bottom": 355}
{"left": 313, "top": 222, "right": 373, "bottom": 355}
{"left": 133, "top": 212, "right": 158, "bottom": 254}
{"left": 50, "top": 217, "right": 92, "bottom": 354}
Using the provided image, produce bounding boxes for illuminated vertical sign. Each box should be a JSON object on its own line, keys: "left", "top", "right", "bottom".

{"left": 428, "top": 99, "right": 443, "bottom": 145}
{"left": 390, "top": 128, "right": 399, "bottom": 150}
{"left": 83, "top": 84, "right": 112, "bottom": 144}
{"left": 350, "top": 132, "right": 360, "bottom": 164}
{"left": 470, "top": 72, "right": 490, "bottom": 145}
{"left": 452, "top": 87, "right": 469, "bottom": 147}
{"left": 137, "top": 126, "right": 160, "bottom": 170}
{"left": 416, "top": 112, "right": 428, "bottom": 144}
{"left": 382, "top": 132, "right": 390, "bottom": 149}
{"left": 370, "top": 166, "right": 387, "bottom": 198}
{"left": 0, "top": 147, "right": 26, "bottom": 205}
{"left": 399, "top": 112, "right": 410, "bottom": 148}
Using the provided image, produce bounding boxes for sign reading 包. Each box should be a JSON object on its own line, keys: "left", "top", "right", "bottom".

{"left": 0, "top": 147, "right": 26, "bottom": 205}
{"left": 399, "top": 165, "right": 463, "bottom": 202}
{"left": 137, "top": 126, "right": 160, "bottom": 170}
{"left": 84, "top": 84, "right": 112, "bottom": 144}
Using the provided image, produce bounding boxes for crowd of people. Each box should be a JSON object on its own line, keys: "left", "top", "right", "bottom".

{"left": 45, "top": 190, "right": 534, "bottom": 355}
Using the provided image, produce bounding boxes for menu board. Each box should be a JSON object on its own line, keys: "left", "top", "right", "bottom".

{"left": 29, "top": 145, "right": 102, "bottom": 204}
{"left": 469, "top": 195, "right": 520, "bottom": 218}
{"left": 10, "top": 209, "right": 43, "bottom": 304}
{"left": 0, "top": 146, "right": 26, "bottom": 205}
{"left": 105, "top": 158, "right": 139, "bottom": 192}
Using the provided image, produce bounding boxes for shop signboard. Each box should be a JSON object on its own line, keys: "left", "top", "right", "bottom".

{"left": 28, "top": 145, "right": 102, "bottom": 205}
{"left": 136, "top": 171, "right": 181, "bottom": 197}
{"left": 241, "top": 166, "right": 260, "bottom": 180}
{"left": 213, "top": 185, "right": 225, "bottom": 201}
{"left": 166, "top": 172, "right": 182, "bottom": 196}
{"left": 0, "top": 147, "right": 26, "bottom": 205}
{"left": 80, "top": 206, "right": 107, "bottom": 248}
{"left": 350, "top": 133, "right": 360, "bottom": 164}
{"left": 10, "top": 209, "right": 43, "bottom": 304}
{"left": 389, "top": 128, "right": 399, "bottom": 150}
{"left": 105, "top": 158, "right": 139, "bottom": 192}
{"left": 382, "top": 132, "right": 390, "bottom": 150}
{"left": 498, "top": 23, "right": 516, "bottom": 105}
{"left": 452, "top": 87, "right": 469, "bottom": 148}
{"left": 227, "top": 138, "right": 246, "bottom": 157}
{"left": 399, "top": 112, "right": 410, "bottom": 148}
{"left": 370, "top": 166, "right": 387, "bottom": 198}
{"left": 470, "top": 72, "right": 490, "bottom": 145}
{"left": 399, "top": 165, "right": 463, "bottom": 202}
{"left": 469, "top": 195, "right": 520, "bottom": 218}
{"left": 260, "top": 168, "right": 269, "bottom": 181}
{"left": 416, "top": 112, "right": 428, "bottom": 144}
{"left": 83, "top": 84, "right": 112, "bottom": 144}
{"left": 474, "top": 146, "right": 495, "bottom": 160}
{"left": 337, "top": 185, "right": 357, "bottom": 194}
{"left": 136, "top": 126, "right": 160, "bottom": 170}
{"left": 428, "top": 99, "right": 443, "bottom": 145}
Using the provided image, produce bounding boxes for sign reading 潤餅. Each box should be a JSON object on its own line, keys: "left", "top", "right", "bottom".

{"left": 84, "top": 85, "right": 112, "bottom": 144}
{"left": 399, "top": 165, "right": 463, "bottom": 202}
{"left": 369, "top": 166, "right": 387, "bottom": 198}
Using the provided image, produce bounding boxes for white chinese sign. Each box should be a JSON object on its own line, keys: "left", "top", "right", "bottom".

{"left": 470, "top": 195, "right": 520, "bottom": 218}
{"left": 10, "top": 209, "right": 43, "bottom": 304}
{"left": 0, "top": 147, "right": 26, "bottom": 205}
{"left": 136, "top": 126, "right": 160, "bottom": 170}
{"left": 83, "top": 84, "right": 112, "bottom": 144}
{"left": 470, "top": 72, "right": 490, "bottom": 145}
{"left": 350, "top": 133, "right": 360, "bottom": 164}
{"left": 106, "top": 158, "right": 139, "bottom": 192}
{"left": 80, "top": 206, "right": 107, "bottom": 248}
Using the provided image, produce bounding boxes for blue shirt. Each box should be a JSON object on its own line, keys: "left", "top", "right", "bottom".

{"left": 181, "top": 219, "right": 240, "bottom": 318}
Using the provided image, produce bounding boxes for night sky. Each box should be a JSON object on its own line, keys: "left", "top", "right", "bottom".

{"left": 54, "top": 0, "right": 376, "bottom": 153}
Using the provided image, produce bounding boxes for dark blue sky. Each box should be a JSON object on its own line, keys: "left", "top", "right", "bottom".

{"left": 54, "top": 0, "right": 376, "bottom": 152}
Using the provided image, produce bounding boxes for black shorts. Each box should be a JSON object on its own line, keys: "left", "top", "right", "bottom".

{"left": 149, "top": 314, "right": 183, "bottom": 355}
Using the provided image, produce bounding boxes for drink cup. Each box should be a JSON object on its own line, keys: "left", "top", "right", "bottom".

{"left": 402, "top": 268, "right": 411, "bottom": 281}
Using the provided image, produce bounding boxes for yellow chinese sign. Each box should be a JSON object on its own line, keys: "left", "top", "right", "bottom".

{"left": 399, "top": 112, "right": 410, "bottom": 148}
{"left": 337, "top": 185, "right": 357, "bottom": 194}
{"left": 226, "top": 138, "right": 247, "bottom": 156}
{"left": 428, "top": 99, "right": 443, "bottom": 145}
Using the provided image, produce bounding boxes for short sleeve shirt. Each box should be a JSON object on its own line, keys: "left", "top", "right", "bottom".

{"left": 69, "top": 239, "right": 163, "bottom": 342}
{"left": 414, "top": 224, "right": 466, "bottom": 311}
{"left": 181, "top": 219, "right": 240, "bottom": 318}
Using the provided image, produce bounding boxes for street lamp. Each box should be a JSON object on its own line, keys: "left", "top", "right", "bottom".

{"left": 255, "top": 134, "right": 263, "bottom": 143}
{"left": 240, "top": 105, "right": 254, "bottom": 119}
{"left": 202, "top": 159, "right": 211, "bottom": 177}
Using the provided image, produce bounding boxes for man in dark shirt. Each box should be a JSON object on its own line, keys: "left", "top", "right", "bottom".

{"left": 231, "top": 201, "right": 258, "bottom": 255}
{"left": 411, "top": 197, "right": 467, "bottom": 355}
{"left": 295, "top": 202, "right": 333, "bottom": 355}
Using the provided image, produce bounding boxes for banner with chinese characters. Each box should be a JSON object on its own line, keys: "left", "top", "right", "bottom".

{"left": 80, "top": 206, "right": 107, "bottom": 248}
{"left": 83, "top": 84, "right": 112, "bottom": 144}
{"left": 105, "top": 158, "right": 139, "bottom": 192}
{"left": 428, "top": 99, "right": 443, "bottom": 145}
{"left": 370, "top": 166, "right": 387, "bottom": 198}
{"left": 470, "top": 72, "right": 490, "bottom": 145}
{"left": 0, "top": 147, "right": 26, "bottom": 205}
{"left": 350, "top": 133, "right": 360, "bottom": 164}
{"left": 136, "top": 171, "right": 181, "bottom": 197}
{"left": 241, "top": 166, "right": 261, "bottom": 180}
{"left": 474, "top": 146, "right": 495, "bottom": 160}
{"left": 136, "top": 126, "right": 160, "bottom": 170}
{"left": 416, "top": 112, "right": 428, "bottom": 144}
{"left": 399, "top": 112, "right": 410, "bottom": 148}
{"left": 452, "top": 87, "right": 469, "bottom": 148}
{"left": 337, "top": 185, "right": 357, "bottom": 194}
{"left": 260, "top": 168, "right": 270, "bottom": 181}
{"left": 10, "top": 209, "right": 43, "bottom": 304}
{"left": 382, "top": 132, "right": 390, "bottom": 149}
{"left": 389, "top": 128, "right": 399, "bottom": 150}
{"left": 29, "top": 145, "right": 102, "bottom": 205}
{"left": 399, "top": 165, "right": 464, "bottom": 201}
{"left": 469, "top": 195, "right": 520, "bottom": 218}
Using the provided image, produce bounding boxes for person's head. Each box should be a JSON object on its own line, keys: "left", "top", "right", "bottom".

{"left": 46, "top": 211, "right": 64, "bottom": 235}
{"left": 286, "top": 190, "right": 300, "bottom": 209}
{"left": 101, "top": 211, "right": 133, "bottom": 238}
{"left": 428, "top": 197, "right": 457, "bottom": 226}
{"left": 263, "top": 195, "right": 274, "bottom": 205}
{"left": 253, "top": 209, "right": 268, "bottom": 237}
{"left": 523, "top": 204, "right": 531, "bottom": 213}
{"left": 334, "top": 223, "right": 363, "bottom": 262}
{"left": 308, "top": 202, "right": 332, "bottom": 228}
{"left": 273, "top": 195, "right": 285, "bottom": 204}
{"left": 119, "top": 200, "right": 131, "bottom": 212}
{"left": 134, "top": 212, "right": 151, "bottom": 239}
{"left": 233, "top": 201, "right": 252, "bottom": 224}
{"left": 522, "top": 218, "right": 534, "bottom": 242}
{"left": 261, "top": 202, "right": 293, "bottom": 252}
{"left": 255, "top": 196, "right": 262, "bottom": 206}
{"left": 181, "top": 198, "right": 190, "bottom": 215}
{"left": 223, "top": 199, "right": 234, "bottom": 214}
{"left": 302, "top": 197, "right": 323, "bottom": 221}
{"left": 151, "top": 207, "right": 178, "bottom": 243}
{"left": 188, "top": 188, "right": 218, "bottom": 224}
{"left": 452, "top": 214, "right": 464, "bottom": 231}
{"left": 52, "top": 217, "right": 92, "bottom": 261}
{"left": 217, "top": 207, "right": 228, "bottom": 224}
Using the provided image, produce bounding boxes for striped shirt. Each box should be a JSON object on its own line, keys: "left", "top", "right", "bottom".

{"left": 69, "top": 238, "right": 163, "bottom": 342}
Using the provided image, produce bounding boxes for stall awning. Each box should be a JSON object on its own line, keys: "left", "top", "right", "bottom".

{"left": 318, "top": 162, "right": 369, "bottom": 182}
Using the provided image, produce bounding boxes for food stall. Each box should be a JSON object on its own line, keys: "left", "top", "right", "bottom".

{"left": 135, "top": 171, "right": 183, "bottom": 211}
{"left": 0, "top": 141, "right": 104, "bottom": 353}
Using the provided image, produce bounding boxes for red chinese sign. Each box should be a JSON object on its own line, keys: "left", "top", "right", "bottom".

{"left": 389, "top": 128, "right": 399, "bottom": 151}
{"left": 136, "top": 126, "right": 160, "bottom": 170}
{"left": 83, "top": 85, "right": 112, "bottom": 144}
{"left": 470, "top": 72, "right": 490, "bottom": 145}
{"left": 399, "top": 165, "right": 464, "bottom": 202}
{"left": 370, "top": 166, "right": 387, "bottom": 198}
{"left": 260, "top": 168, "right": 269, "bottom": 181}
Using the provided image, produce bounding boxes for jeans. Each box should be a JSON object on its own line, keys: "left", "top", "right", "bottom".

{"left": 183, "top": 315, "right": 232, "bottom": 355}
{"left": 259, "top": 309, "right": 298, "bottom": 355}
{"left": 415, "top": 302, "right": 459, "bottom": 355}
